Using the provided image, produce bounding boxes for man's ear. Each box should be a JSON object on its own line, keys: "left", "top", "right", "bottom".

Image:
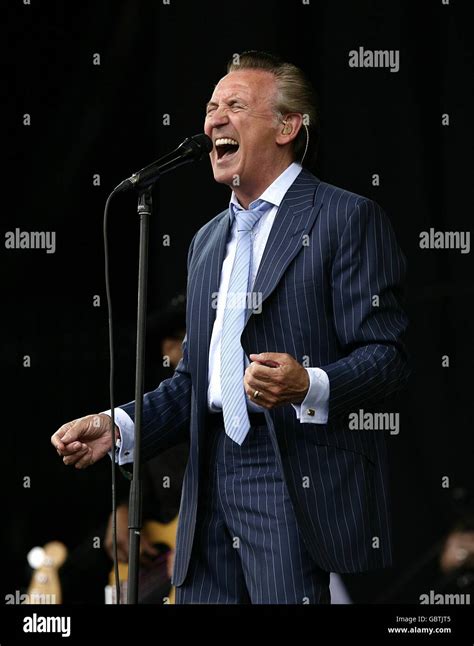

{"left": 275, "top": 113, "right": 304, "bottom": 146}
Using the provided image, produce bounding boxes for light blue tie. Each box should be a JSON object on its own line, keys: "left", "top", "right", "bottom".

{"left": 221, "top": 199, "right": 268, "bottom": 445}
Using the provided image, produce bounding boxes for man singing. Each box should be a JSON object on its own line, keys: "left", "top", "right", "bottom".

{"left": 52, "top": 51, "right": 409, "bottom": 604}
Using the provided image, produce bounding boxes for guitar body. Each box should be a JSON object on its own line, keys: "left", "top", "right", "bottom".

{"left": 107, "top": 516, "right": 178, "bottom": 604}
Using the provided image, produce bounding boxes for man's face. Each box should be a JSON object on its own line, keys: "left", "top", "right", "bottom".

{"left": 204, "top": 69, "right": 281, "bottom": 190}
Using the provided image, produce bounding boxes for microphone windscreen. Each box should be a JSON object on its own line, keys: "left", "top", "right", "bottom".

{"left": 191, "top": 133, "right": 213, "bottom": 153}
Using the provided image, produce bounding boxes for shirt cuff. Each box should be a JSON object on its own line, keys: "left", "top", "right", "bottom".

{"left": 101, "top": 408, "right": 135, "bottom": 465}
{"left": 291, "top": 368, "right": 330, "bottom": 424}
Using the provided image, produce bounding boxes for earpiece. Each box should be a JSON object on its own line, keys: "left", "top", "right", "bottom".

{"left": 300, "top": 123, "right": 309, "bottom": 166}
{"left": 281, "top": 117, "right": 310, "bottom": 165}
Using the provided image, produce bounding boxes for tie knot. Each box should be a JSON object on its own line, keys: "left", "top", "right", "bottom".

{"left": 233, "top": 199, "right": 269, "bottom": 232}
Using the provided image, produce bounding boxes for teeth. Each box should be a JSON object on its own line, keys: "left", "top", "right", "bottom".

{"left": 215, "top": 137, "right": 239, "bottom": 147}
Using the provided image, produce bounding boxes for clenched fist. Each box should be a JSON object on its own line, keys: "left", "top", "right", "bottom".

{"left": 51, "top": 413, "right": 118, "bottom": 469}
{"left": 244, "top": 352, "right": 310, "bottom": 409}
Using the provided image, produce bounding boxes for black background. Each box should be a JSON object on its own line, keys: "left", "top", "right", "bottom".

{"left": 3, "top": 0, "right": 473, "bottom": 604}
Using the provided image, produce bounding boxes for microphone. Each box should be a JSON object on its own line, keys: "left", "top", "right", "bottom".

{"left": 114, "top": 133, "right": 213, "bottom": 193}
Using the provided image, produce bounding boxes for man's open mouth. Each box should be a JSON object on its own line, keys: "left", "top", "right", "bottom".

{"left": 215, "top": 137, "right": 240, "bottom": 161}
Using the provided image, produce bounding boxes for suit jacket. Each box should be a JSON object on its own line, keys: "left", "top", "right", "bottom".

{"left": 120, "top": 169, "right": 410, "bottom": 586}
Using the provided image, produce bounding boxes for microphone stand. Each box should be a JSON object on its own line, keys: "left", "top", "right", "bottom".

{"left": 127, "top": 186, "right": 152, "bottom": 604}
{"left": 111, "top": 133, "right": 210, "bottom": 603}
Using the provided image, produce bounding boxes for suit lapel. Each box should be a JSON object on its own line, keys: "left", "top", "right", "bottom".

{"left": 244, "top": 170, "right": 321, "bottom": 325}
{"left": 203, "top": 212, "right": 230, "bottom": 342}
{"left": 189, "top": 210, "right": 230, "bottom": 379}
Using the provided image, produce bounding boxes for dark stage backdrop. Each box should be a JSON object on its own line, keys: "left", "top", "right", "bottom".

{"left": 3, "top": 0, "right": 473, "bottom": 603}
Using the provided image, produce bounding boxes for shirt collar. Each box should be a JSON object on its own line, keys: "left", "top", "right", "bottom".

{"left": 229, "top": 162, "right": 302, "bottom": 221}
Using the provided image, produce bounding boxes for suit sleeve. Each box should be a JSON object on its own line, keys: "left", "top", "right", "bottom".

{"left": 320, "top": 198, "right": 410, "bottom": 419}
{"left": 118, "top": 234, "right": 197, "bottom": 460}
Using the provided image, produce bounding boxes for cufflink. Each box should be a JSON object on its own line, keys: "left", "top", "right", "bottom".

{"left": 306, "top": 408, "right": 316, "bottom": 417}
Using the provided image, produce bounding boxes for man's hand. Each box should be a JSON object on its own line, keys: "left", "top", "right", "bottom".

{"left": 104, "top": 504, "right": 159, "bottom": 566}
{"left": 51, "top": 413, "right": 117, "bottom": 469}
{"left": 244, "top": 352, "right": 310, "bottom": 409}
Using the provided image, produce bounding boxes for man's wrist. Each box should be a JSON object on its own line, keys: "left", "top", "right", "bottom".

{"left": 100, "top": 408, "right": 134, "bottom": 464}
{"left": 292, "top": 367, "right": 330, "bottom": 424}
{"left": 292, "top": 367, "right": 311, "bottom": 404}
{"left": 99, "top": 412, "right": 121, "bottom": 443}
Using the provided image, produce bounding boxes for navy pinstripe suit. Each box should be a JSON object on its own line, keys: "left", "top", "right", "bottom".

{"left": 120, "top": 169, "right": 409, "bottom": 601}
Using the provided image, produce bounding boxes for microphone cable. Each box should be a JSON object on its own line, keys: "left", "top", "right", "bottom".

{"left": 103, "top": 188, "right": 122, "bottom": 605}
